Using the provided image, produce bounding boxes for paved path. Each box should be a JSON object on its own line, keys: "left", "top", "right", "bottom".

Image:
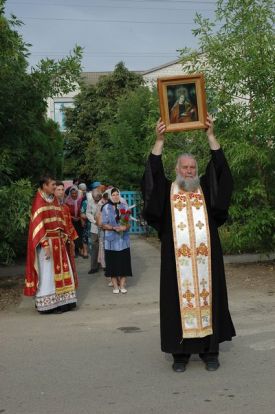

{"left": 1, "top": 237, "right": 275, "bottom": 414}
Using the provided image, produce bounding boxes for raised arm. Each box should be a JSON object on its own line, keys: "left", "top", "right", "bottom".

{"left": 141, "top": 119, "right": 169, "bottom": 231}
{"left": 205, "top": 113, "right": 221, "bottom": 151}
{"left": 152, "top": 118, "right": 166, "bottom": 155}
{"left": 202, "top": 114, "right": 233, "bottom": 226}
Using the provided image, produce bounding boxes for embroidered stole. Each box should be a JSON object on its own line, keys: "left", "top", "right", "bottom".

{"left": 50, "top": 236, "right": 75, "bottom": 295}
{"left": 170, "top": 182, "right": 213, "bottom": 339}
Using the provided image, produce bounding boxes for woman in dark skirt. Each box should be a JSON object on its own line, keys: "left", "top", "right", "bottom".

{"left": 101, "top": 188, "right": 132, "bottom": 294}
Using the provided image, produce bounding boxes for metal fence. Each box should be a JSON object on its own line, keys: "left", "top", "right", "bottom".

{"left": 120, "top": 191, "right": 146, "bottom": 234}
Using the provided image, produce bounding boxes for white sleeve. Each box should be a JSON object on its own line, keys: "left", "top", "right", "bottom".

{"left": 86, "top": 199, "right": 96, "bottom": 224}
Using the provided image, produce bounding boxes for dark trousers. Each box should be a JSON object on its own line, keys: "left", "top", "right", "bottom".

{"left": 172, "top": 351, "right": 219, "bottom": 363}
{"left": 73, "top": 220, "right": 83, "bottom": 254}
{"left": 199, "top": 352, "right": 219, "bottom": 362}
{"left": 90, "top": 233, "right": 99, "bottom": 271}
{"left": 172, "top": 353, "right": 191, "bottom": 363}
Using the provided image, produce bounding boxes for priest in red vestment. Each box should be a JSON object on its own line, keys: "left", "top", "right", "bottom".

{"left": 24, "top": 175, "right": 77, "bottom": 313}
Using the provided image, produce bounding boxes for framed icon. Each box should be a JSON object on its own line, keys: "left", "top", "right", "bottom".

{"left": 157, "top": 74, "right": 207, "bottom": 132}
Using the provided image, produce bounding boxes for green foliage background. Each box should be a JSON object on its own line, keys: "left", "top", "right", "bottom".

{"left": 0, "top": 0, "right": 274, "bottom": 262}
{"left": 64, "top": 0, "right": 275, "bottom": 254}
{"left": 0, "top": 0, "right": 82, "bottom": 263}
{"left": 178, "top": 0, "right": 275, "bottom": 253}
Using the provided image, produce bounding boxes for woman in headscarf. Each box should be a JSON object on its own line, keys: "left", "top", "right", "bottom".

{"left": 101, "top": 188, "right": 132, "bottom": 294}
{"left": 96, "top": 191, "right": 109, "bottom": 273}
{"left": 65, "top": 185, "right": 83, "bottom": 257}
{"left": 79, "top": 183, "right": 89, "bottom": 259}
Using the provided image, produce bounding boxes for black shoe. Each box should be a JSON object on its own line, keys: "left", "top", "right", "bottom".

{"left": 59, "top": 304, "right": 71, "bottom": 313}
{"left": 38, "top": 309, "right": 54, "bottom": 315}
{"left": 172, "top": 362, "right": 187, "bottom": 373}
{"left": 52, "top": 307, "right": 64, "bottom": 314}
{"left": 88, "top": 269, "right": 98, "bottom": 274}
{"left": 64, "top": 303, "right": 77, "bottom": 311}
{"left": 205, "top": 359, "right": 220, "bottom": 371}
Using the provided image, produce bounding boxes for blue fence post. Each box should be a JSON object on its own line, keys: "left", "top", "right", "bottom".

{"left": 120, "top": 191, "right": 146, "bottom": 234}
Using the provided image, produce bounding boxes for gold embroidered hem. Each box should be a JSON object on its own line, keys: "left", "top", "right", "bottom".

{"left": 171, "top": 182, "right": 212, "bottom": 339}
{"left": 35, "top": 291, "right": 77, "bottom": 312}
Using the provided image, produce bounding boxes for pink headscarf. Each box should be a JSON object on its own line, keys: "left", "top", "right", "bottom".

{"left": 65, "top": 185, "right": 82, "bottom": 218}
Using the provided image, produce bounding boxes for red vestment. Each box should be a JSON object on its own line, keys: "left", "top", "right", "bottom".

{"left": 24, "top": 190, "right": 74, "bottom": 296}
{"left": 61, "top": 203, "right": 79, "bottom": 288}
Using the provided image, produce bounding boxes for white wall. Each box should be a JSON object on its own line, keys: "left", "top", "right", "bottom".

{"left": 47, "top": 89, "right": 79, "bottom": 130}
{"left": 143, "top": 63, "right": 187, "bottom": 89}
{"left": 47, "top": 90, "right": 79, "bottom": 119}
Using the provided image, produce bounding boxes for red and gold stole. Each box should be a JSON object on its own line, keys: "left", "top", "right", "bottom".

{"left": 24, "top": 190, "right": 74, "bottom": 296}
{"left": 170, "top": 182, "right": 212, "bottom": 339}
{"left": 60, "top": 203, "right": 79, "bottom": 288}
{"left": 49, "top": 231, "right": 75, "bottom": 294}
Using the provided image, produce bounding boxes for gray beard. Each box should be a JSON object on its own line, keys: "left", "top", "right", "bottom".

{"left": 176, "top": 174, "right": 200, "bottom": 192}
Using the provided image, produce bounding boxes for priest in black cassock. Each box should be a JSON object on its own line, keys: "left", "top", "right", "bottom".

{"left": 141, "top": 114, "right": 235, "bottom": 372}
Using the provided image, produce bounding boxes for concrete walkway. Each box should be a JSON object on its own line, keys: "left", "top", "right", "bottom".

{"left": 1, "top": 237, "right": 275, "bottom": 414}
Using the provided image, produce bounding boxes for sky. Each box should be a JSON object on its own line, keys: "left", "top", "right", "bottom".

{"left": 5, "top": 0, "right": 218, "bottom": 73}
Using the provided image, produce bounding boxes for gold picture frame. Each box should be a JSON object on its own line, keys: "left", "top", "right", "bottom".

{"left": 157, "top": 74, "right": 207, "bottom": 132}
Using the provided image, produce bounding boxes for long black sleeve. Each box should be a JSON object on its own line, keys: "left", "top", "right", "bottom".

{"left": 141, "top": 153, "right": 168, "bottom": 231}
{"left": 201, "top": 148, "right": 233, "bottom": 227}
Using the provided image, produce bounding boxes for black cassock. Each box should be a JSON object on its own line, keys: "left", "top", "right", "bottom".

{"left": 141, "top": 149, "right": 236, "bottom": 355}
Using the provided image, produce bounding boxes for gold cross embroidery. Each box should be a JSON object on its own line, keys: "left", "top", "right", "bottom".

{"left": 200, "top": 278, "right": 208, "bottom": 289}
{"left": 177, "top": 222, "right": 187, "bottom": 231}
{"left": 200, "top": 278, "right": 209, "bottom": 305}
{"left": 177, "top": 244, "right": 191, "bottom": 258}
{"left": 196, "top": 220, "right": 204, "bottom": 230}
{"left": 183, "top": 289, "right": 195, "bottom": 307}
{"left": 54, "top": 245, "right": 58, "bottom": 251}
{"left": 192, "top": 199, "right": 202, "bottom": 210}
{"left": 56, "top": 265, "right": 60, "bottom": 271}
{"left": 200, "top": 289, "right": 209, "bottom": 306}
{"left": 174, "top": 200, "right": 186, "bottom": 211}
{"left": 196, "top": 243, "right": 208, "bottom": 256}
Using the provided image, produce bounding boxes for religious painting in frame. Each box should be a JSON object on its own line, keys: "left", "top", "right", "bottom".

{"left": 157, "top": 74, "right": 207, "bottom": 132}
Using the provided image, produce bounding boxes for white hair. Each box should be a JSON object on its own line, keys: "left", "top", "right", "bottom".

{"left": 176, "top": 153, "right": 200, "bottom": 192}
{"left": 176, "top": 153, "right": 198, "bottom": 173}
{"left": 78, "top": 182, "right": 87, "bottom": 191}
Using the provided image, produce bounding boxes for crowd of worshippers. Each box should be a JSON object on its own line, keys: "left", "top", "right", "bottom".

{"left": 24, "top": 177, "right": 133, "bottom": 315}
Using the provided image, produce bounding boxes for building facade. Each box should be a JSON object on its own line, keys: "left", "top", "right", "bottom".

{"left": 47, "top": 60, "right": 186, "bottom": 130}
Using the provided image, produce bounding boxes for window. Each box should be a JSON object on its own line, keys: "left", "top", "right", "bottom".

{"left": 54, "top": 101, "right": 74, "bottom": 131}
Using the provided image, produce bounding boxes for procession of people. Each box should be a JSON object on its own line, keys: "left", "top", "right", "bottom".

{"left": 24, "top": 114, "right": 235, "bottom": 372}
{"left": 24, "top": 174, "right": 133, "bottom": 308}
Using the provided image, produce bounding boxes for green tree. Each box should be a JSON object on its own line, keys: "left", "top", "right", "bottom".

{"left": 0, "top": 0, "right": 83, "bottom": 185}
{"left": 64, "top": 62, "right": 143, "bottom": 179}
{"left": 0, "top": 0, "right": 83, "bottom": 262}
{"left": 88, "top": 87, "right": 154, "bottom": 189}
{"left": 178, "top": 0, "right": 275, "bottom": 253}
{"left": 0, "top": 180, "right": 34, "bottom": 264}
